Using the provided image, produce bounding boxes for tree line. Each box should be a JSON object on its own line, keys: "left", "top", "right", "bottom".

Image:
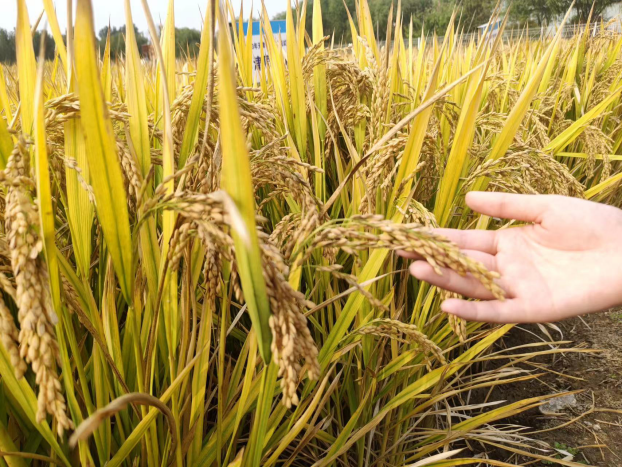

{"left": 0, "top": 28, "right": 57, "bottom": 63}
{"left": 0, "top": 24, "right": 202, "bottom": 63}
{"left": 0, "top": 0, "right": 618, "bottom": 63}
{"left": 272, "top": 0, "right": 619, "bottom": 43}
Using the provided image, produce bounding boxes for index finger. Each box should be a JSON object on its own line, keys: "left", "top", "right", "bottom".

{"left": 466, "top": 192, "right": 550, "bottom": 223}
{"left": 433, "top": 228, "right": 498, "bottom": 255}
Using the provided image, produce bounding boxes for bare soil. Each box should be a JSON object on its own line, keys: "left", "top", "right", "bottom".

{"left": 492, "top": 311, "right": 622, "bottom": 466}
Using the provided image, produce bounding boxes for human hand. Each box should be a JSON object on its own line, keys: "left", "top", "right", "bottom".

{"left": 400, "top": 192, "right": 622, "bottom": 323}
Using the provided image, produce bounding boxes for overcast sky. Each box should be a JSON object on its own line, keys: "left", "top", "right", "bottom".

{"left": 0, "top": 0, "right": 286, "bottom": 33}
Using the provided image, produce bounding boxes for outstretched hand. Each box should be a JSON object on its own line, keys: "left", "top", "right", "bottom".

{"left": 400, "top": 192, "right": 622, "bottom": 323}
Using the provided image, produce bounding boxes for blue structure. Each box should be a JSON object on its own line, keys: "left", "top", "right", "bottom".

{"left": 241, "top": 20, "right": 288, "bottom": 77}
{"left": 242, "top": 20, "right": 287, "bottom": 36}
{"left": 477, "top": 19, "right": 502, "bottom": 37}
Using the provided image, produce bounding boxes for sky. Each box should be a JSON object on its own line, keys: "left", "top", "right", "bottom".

{"left": 0, "top": 0, "right": 286, "bottom": 33}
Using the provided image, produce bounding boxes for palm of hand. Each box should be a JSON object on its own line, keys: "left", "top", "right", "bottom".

{"left": 404, "top": 193, "right": 622, "bottom": 323}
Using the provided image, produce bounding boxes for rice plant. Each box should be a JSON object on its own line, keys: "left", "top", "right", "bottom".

{"left": 0, "top": 0, "right": 620, "bottom": 465}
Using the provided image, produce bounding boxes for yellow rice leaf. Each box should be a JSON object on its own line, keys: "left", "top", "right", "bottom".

{"left": 0, "top": 113, "right": 12, "bottom": 169}
{"left": 545, "top": 85, "right": 622, "bottom": 154}
{"left": 224, "top": 331, "right": 257, "bottom": 464}
{"left": 387, "top": 2, "right": 403, "bottom": 101}
{"left": 603, "top": 35, "right": 622, "bottom": 71}
{"left": 0, "top": 345, "right": 71, "bottom": 466}
{"left": 141, "top": 0, "right": 179, "bottom": 362}
{"left": 218, "top": 6, "right": 273, "bottom": 361}
{"left": 286, "top": 1, "right": 307, "bottom": 156}
{"left": 558, "top": 152, "right": 622, "bottom": 161}
{"left": 63, "top": 12, "right": 94, "bottom": 281}
{"left": 179, "top": 0, "right": 212, "bottom": 168}
{"left": 585, "top": 171, "right": 622, "bottom": 199}
{"left": 245, "top": 362, "right": 278, "bottom": 467}
{"left": 485, "top": 9, "right": 570, "bottom": 165}
{"left": 342, "top": 0, "right": 360, "bottom": 62}
{"left": 316, "top": 326, "right": 512, "bottom": 466}
{"left": 413, "top": 30, "right": 427, "bottom": 106}
{"left": 123, "top": 0, "right": 161, "bottom": 306}
{"left": 197, "top": 369, "right": 271, "bottom": 464}
{"left": 434, "top": 13, "right": 508, "bottom": 226}
{"left": 101, "top": 26, "right": 112, "bottom": 102}
{"left": 244, "top": 12, "right": 255, "bottom": 87}
{"left": 0, "top": 422, "right": 27, "bottom": 467}
{"left": 106, "top": 353, "right": 199, "bottom": 467}
{"left": 357, "top": 0, "right": 379, "bottom": 62}
{"left": 388, "top": 39, "right": 445, "bottom": 211}
{"left": 101, "top": 259, "right": 125, "bottom": 376}
{"left": 42, "top": 0, "right": 68, "bottom": 70}
{"left": 0, "top": 65, "right": 13, "bottom": 123}
{"left": 64, "top": 114, "right": 93, "bottom": 280}
{"left": 158, "top": 0, "right": 177, "bottom": 111}
{"left": 157, "top": 0, "right": 177, "bottom": 247}
{"left": 16, "top": 0, "right": 36, "bottom": 135}
{"left": 34, "top": 47, "right": 61, "bottom": 316}
{"left": 227, "top": 451, "right": 244, "bottom": 467}
{"left": 124, "top": 0, "right": 152, "bottom": 177}
{"left": 313, "top": 380, "right": 374, "bottom": 463}
{"left": 260, "top": 6, "right": 291, "bottom": 140}
{"left": 311, "top": 1, "right": 327, "bottom": 203}
{"left": 298, "top": 2, "right": 308, "bottom": 55}
{"left": 74, "top": 0, "right": 133, "bottom": 302}
{"left": 233, "top": 2, "right": 252, "bottom": 87}
{"left": 264, "top": 370, "right": 332, "bottom": 466}
{"left": 188, "top": 294, "right": 213, "bottom": 464}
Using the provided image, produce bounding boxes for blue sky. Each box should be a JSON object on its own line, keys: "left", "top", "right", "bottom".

{"left": 0, "top": 0, "right": 286, "bottom": 33}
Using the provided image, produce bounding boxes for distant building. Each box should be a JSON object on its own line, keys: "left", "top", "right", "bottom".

{"left": 141, "top": 43, "right": 154, "bottom": 59}
{"left": 477, "top": 19, "right": 502, "bottom": 39}
{"left": 242, "top": 20, "right": 287, "bottom": 79}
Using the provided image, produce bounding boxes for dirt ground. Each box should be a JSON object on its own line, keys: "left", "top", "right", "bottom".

{"left": 491, "top": 311, "right": 622, "bottom": 466}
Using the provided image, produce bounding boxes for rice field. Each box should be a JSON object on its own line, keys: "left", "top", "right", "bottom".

{"left": 0, "top": 0, "right": 621, "bottom": 465}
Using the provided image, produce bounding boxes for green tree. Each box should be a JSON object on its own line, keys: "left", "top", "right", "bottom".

{"left": 98, "top": 25, "right": 149, "bottom": 58}
{"left": 0, "top": 29, "right": 16, "bottom": 63}
{"left": 511, "top": 0, "right": 618, "bottom": 25}
{"left": 553, "top": 0, "right": 619, "bottom": 21}
{"left": 511, "top": 0, "right": 556, "bottom": 26}
{"left": 0, "top": 28, "right": 56, "bottom": 63}
{"left": 33, "top": 31, "right": 57, "bottom": 61}
{"left": 175, "top": 27, "right": 202, "bottom": 58}
{"left": 272, "top": 0, "right": 497, "bottom": 45}
{"left": 367, "top": 0, "right": 438, "bottom": 41}
{"left": 274, "top": 0, "right": 358, "bottom": 44}
{"left": 461, "top": 0, "right": 498, "bottom": 29}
